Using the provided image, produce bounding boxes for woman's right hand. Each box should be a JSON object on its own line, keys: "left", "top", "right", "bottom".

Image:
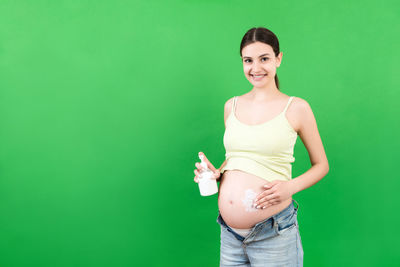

{"left": 193, "top": 151, "right": 221, "bottom": 183}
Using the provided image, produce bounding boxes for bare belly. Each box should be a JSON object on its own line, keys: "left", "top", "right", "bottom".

{"left": 218, "top": 170, "right": 292, "bottom": 229}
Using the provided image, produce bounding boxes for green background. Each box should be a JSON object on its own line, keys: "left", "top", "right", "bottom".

{"left": 0, "top": 0, "right": 399, "bottom": 266}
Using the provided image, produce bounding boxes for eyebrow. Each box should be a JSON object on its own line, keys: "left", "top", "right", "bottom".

{"left": 242, "top": 53, "right": 270, "bottom": 59}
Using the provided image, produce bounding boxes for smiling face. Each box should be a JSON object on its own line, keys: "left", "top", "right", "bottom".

{"left": 241, "top": 42, "right": 282, "bottom": 88}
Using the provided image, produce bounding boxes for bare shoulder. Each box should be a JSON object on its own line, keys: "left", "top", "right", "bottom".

{"left": 290, "top": 96, "right": 317, "bottom": 135}
{"left": 290, "top": 96, "right": 329, "bottom": 169}
{"left": 285, "top": 96, "right": 313, "bottom": 133}
{"left": 291, "top": 96, "right": 312, "bottom": 112}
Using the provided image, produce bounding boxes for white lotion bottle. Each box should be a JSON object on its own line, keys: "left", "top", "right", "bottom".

{"left": 198, "top": 154, "right": 218, "bottom": 196}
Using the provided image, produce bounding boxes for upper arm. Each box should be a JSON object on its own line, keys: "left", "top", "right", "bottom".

{"left": 224, "top": 97, "right": 234, "bottom": 128}
{"left": 297, "top": 98, "right": 329, "bottom": 170}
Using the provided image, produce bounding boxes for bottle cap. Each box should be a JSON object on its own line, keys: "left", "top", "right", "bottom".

{"left": 199, "top": 154, "right": 208, "bottom": 170}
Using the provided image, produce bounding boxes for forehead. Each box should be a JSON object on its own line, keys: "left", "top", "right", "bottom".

{"left": 242, "top": 42, "right": 274, "bottom": 58}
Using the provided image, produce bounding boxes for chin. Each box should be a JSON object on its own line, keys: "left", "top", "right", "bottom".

{"left": 249, "top": 78, "right": 272, "bottom": 86}
{"left": 250, "top": 81, "right": 268, "bottom": 86}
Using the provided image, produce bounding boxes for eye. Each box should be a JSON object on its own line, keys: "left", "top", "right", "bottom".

{"left": 244, "top": 58, "right": 269, "bottom": 63}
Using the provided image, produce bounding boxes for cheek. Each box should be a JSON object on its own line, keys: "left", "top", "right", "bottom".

{"left": 264, "top": 63, "right": 274, "bottom": 70}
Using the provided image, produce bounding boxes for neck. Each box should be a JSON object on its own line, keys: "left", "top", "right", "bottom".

{"left": 248, "top": 81, "right": 280, "bottom": 101}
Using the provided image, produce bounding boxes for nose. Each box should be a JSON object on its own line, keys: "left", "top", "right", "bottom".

{"left": 251, "top": 61, "right": 263, "bottom": 72}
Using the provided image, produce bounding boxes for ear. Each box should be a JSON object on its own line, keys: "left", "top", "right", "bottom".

{"left": 276, "top": 51, "right": 283, "bottom": 67}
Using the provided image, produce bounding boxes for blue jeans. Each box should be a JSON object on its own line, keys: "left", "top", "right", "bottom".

{"left": 216, "top": 199, "right": 304, "bottom": 266}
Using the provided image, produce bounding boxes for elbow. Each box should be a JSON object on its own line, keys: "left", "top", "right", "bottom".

{"left": 324, "top": 162, "right": 330, "bottom": 175}
{"left": 315, "top": 161, "right": 329, "bottom": 174}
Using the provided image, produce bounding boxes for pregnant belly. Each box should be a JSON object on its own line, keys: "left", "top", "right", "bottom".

{"left": 218, "top": 170, "right": 292, "bottom": 229}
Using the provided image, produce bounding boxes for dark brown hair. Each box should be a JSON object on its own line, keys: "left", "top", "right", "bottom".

{"left": 240, "top": 27, "right": 281, "bottom": 90}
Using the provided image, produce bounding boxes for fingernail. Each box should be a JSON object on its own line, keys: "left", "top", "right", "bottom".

{"left": 256, "top": 205, "right": 260, "bottom": 209}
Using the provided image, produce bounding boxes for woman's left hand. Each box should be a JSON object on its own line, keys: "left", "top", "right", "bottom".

{"left": 253, "top": 180, "right": 294, "bottom": 209}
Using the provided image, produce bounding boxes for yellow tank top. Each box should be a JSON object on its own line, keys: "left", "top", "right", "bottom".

{"left": 220, "top": 96, "right": 298, "bottom": 182}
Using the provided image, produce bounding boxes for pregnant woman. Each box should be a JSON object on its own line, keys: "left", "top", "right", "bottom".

{"left": 194, "top": 27, "right": 329, "bottom": 266}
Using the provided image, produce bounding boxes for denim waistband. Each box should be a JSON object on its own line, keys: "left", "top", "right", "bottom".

{"left": 217, "top": 198, "right": 299, "bottom": 242}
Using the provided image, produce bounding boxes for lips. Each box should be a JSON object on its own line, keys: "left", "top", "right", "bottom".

{"left": 251, "top": 74, "right": 267, "bottom": 81}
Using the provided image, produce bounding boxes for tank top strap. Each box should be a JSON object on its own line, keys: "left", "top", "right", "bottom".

{"left": 232, "top": 96, "right": 238, "bottom": 114}
{"left": 283, "top": 96, "right": 294, "bottom": 114}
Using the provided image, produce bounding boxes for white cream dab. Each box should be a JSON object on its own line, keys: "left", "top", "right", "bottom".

{"left": 241, "top": 189, "right": 258, "bottom": 212}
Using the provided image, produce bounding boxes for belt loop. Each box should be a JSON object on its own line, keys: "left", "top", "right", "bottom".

{"left": 293, "top": 199, "right": 299, "bottom": 212}
{"left": 272, "top": 216, "right": 278, "bottom": 231}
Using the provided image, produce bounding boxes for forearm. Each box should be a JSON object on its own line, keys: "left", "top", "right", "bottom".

{"left": 289, "top": 163, "right": 329, "bottom": 195}
{"left": 216, "top": 159, "right": 227, "bottom": 182}
{"left": 217, "top": 159, "right": 227, "bottom": 173}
